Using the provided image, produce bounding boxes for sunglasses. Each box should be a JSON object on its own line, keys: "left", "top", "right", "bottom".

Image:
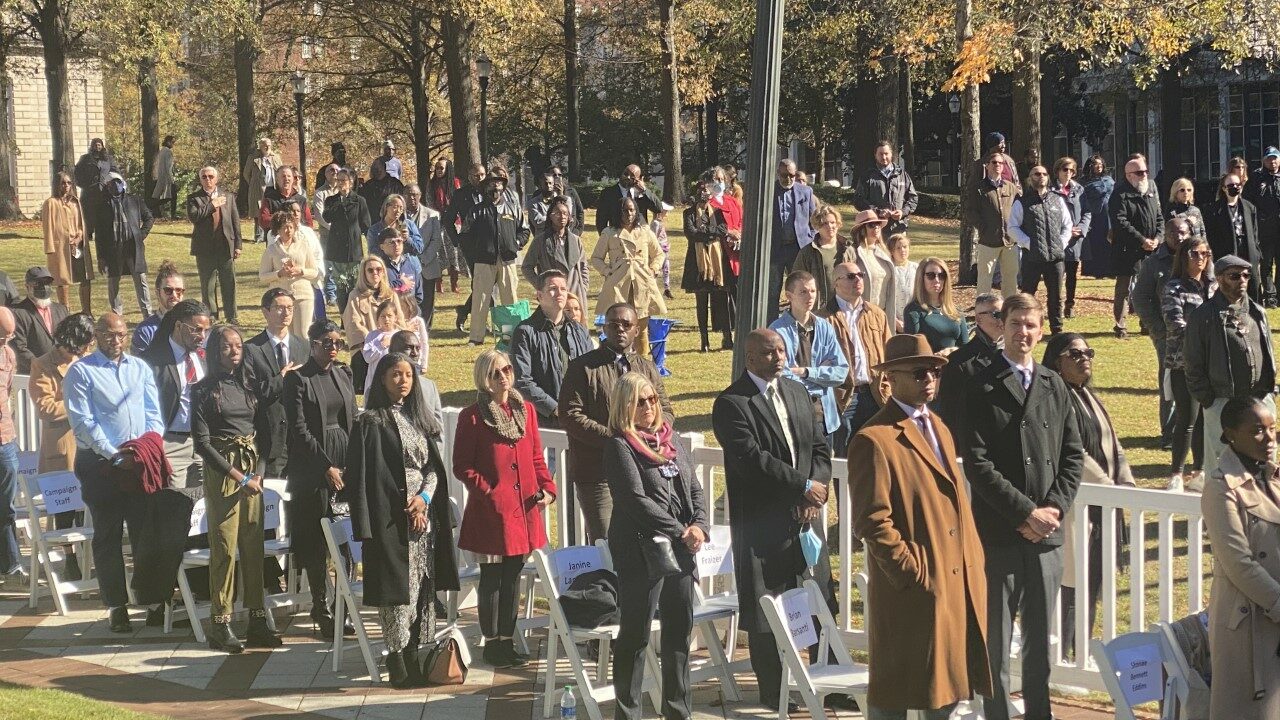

{"left": 178, "top": 320, "right": 210, "bottom": 337}
{"left": 638, "top": 394, "right": 659, "bottom": 407}
{"left": 1188, "top": 250, "right": 1212, "bottom": 259}
{"left": 199, "top": 174, "right": 217, "bottom": 179}
{"left": 313, "top": 338, "right": 346, "bottom": 350}
{"left": 1031, "top": 172, "right": 1047, "bottom": 178}
{"left": 837, "top": 272, "right": 864, "bottom": 281}
{"left": 1129, "top": 169, "right": 1149, "bottom": 176}
{"left": 161, "top": 286, "right": 184, "bottom": 297}
{"left": 1225, "top": 271, "right": 1251, "bottom": 280}
{"left": 1064, "top": 348, "right": 1096, "bottom": 361}
{"left": 1226, "top": 183, "right": 1242, "bottom": 190}
{"left": 491, "top": 365, "right": 514, "bottom": 379}
{"left": 924, "top": 271, "right": 946, "bottom": 280}
{"left": 781, "top": 173, "right": 797, "bottom": 179}
{"left": 902, "top": 367, "right": 942, "bottom": 381}
{"left": 1178, "top": 188, "right": 1192, "bottom": 193}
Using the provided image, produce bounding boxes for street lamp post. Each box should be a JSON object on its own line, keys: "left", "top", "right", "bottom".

{"left": 477, "top": 54, "right": 493, "bottom": 164}
{"left": 948, "top": 94, "right": 961, "bottom": 188}
{"left": 292, "top": 71, "right": 309, "bottom": 191}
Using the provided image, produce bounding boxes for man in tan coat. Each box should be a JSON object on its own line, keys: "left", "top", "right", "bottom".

{"left": 848, "top": 334, "right": 991, "bottom": 719}
{"left": 241, "top": 138, "right": 282, "bottom": 244}
{"left": 817, "top": 260, "right": 891, "bottom": 458}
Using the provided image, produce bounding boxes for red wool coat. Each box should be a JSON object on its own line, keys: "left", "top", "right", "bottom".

{"left": 452, "top": 401, "right": 557, "bottom": 556}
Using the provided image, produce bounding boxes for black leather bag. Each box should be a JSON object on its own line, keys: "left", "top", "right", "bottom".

{"left": 640, "top": 534, "right": 681, "bottom": 580}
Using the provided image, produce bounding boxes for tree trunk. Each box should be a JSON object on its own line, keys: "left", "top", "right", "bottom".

{"left": 898, "top": 58, "right": 914, "bottom": 175}
{"left": 0, "top": 64, "right": 22, "bottom": 218}
{"left": 706, "top": 93, "right": 720, "bottom": 167}
{"left": 657, "top": 0, "right": 683, "bottom": 204}
{"left": 41, "top": 40, "right": 75, "bottom": 177}
{"left": 1159, "top": 66, "right": 1182, "bottom": 193}
{"left": 139, "top": 57, "right": 160, "bottom": 202}
{"left": 851, "top": 74, "right": 878, "bottom": 178}
{"left": 815, "top": 131, "right": 826, "bottom": 183}
{"left": 956, "top": 0, "right": 981, "bottom": 284}
{"left": 1011, "top": 39, "right": 1042, "bottom": 175}
{"left": 410, "top": 19, "right": 433, "bottom": 192}
{"left": 234, "top": 33, "right": 257, "bottom": 211}
{"left": 563, "top": 0, "right": 581, "bottom": 181}
{"left": 877, "top": 65, "right": 898, "bottom": 149}
{"left": 443, "top": 12, "right": 481, "bottom": 176}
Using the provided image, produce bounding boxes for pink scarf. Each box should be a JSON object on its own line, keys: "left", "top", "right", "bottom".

{"left": 623, "top": 421, "right": 678, "bottom": 467}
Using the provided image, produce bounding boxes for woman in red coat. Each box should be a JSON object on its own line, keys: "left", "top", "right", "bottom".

{"left": 453, "top": 348, "right": 557, "bottom": 668}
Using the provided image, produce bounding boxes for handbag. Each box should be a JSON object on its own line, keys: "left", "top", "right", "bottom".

{"left": 640, "top": 534, "right": 681, "bottom": 580}
{"left": 420, "top": 633, "right": 469, "bottom": 685}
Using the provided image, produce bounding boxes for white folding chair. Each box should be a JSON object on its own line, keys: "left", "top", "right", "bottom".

{"left": 1090, "top": 631, "right": 1168, "bottom": 720}
{"left": 18, "top": 471, "right": 96, "bottom": 615}
{"left": 758, "top": 579, "right": 869, "bottom": 720}
{"left": 535, "top": 544, "right": 660, "bottom": 720}
{"left": 445, "top": 497, "right": 483, "bottom": 633}
{"left": 1151, "top": 619, "right": 1211, "bottom": 720}
{"left": 259, "top": 481, "right": 306, "bottom": 629}
{"left": 688, "top": 525, "right": 743, "bottom": 701}
{"left": 323, "top": 516, "right": 381, "bottom": 682}
{"left": 169, "top": 497, "right": 212, "bottom": 642}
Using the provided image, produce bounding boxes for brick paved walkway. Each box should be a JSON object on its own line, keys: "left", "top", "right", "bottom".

{"left": 0, "top": 591, "right": 1117, "bottom": 720}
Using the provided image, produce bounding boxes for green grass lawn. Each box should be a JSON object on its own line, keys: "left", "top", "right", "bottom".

{"left": 0, "top": 681, "right": 169, "bottom": 719}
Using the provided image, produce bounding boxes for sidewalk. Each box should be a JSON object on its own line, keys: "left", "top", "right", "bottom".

{"left": 0, "top": 592, "right": 1117, "bottom": 720}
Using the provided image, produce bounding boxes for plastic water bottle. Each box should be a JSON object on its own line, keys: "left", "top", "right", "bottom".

{"left": 560, "top": 685, "right": 577, "bottom": 720}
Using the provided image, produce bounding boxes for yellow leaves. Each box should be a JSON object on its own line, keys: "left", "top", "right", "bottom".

{"left": 943, "top": 22, "right": 1014, "bottom": 91}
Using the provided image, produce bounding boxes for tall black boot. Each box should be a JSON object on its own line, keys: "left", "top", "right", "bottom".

{"left": 208, "top": 617, "right": 244, "bottom": 654}
{"left": 246, "top": 610, "right": 283, "bottom": 648}
{"left": 699, "top": 326, "right": 710, "bottom": 353}
{"left": 387, "top": 651, "right": 411, "bottom": 688}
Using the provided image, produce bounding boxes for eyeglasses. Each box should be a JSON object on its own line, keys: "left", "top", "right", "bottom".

{"left": 1188, "top": 250, "right": 1212, "bottom": 259}
{"left": 900, "top": 367, "right": 942, "bottom": 381}
{"left": 366, "top": 267, "right": 385, "bottom": 274}
{"left": 161, "top": 286, "right": 184, "bottom": 297}
{"left": 1129, "top": 169, "right": 1149, "bottom": 176}
{"left": 606, "top": 320, "right": 635, "bottom": 330}
{"left": 491, "top": 365, "right": 514, "bottom": 379}
{"left": 837, "top": 272, "right": 864, "bottom": 281}
{"left": 975, "top": 310, "right": 999, "bottom": 318}
{"left": 1224, "top": 270, "right": 1251, "bottom": 280}
{"left": 1030, "top": 172, "right": 1047, "bottom": 178}
{"left": 1064, "top": 348, "right": 1096, "bottom": 361}
{"left": 177, "top": 320, "right": 210, "bottom": 337}
{"left": 924, "top": 271, "right": 946, "bottom": 280}
{"left": 1062, "top": 168, "right": 1076, "bottom": 174}
{"left": 313, "top": 338, "right": 345, "bottom": 351}
{"left": 268, "top": 303, "right": 295, "bottom": 313}
{"left": 638, "top": 394, "right": 659, "bottom": 407}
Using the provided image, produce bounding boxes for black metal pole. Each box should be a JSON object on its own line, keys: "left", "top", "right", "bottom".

{"left": 294, "top": 92, "right": 307, "bottom": 192}
{"left": 480, "top": 78, "right": 490, "bottom": 163}
{"left": 731, "top": 0, "right": 786, "bottom": 377}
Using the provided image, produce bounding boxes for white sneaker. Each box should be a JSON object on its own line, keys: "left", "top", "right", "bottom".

{"left": 1185, "top": 471, "right": 1204, "bottom": 493}
{"left": 1167, "top": 474, "right": 1184, "bottom": 492}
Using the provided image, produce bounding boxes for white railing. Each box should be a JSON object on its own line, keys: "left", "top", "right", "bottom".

{"left": 17, "top": 378, "right": 1210, "bottom": 694}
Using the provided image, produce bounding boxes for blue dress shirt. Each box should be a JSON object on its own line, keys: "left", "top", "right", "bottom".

{"left": 64, "top": 350, "right": 165, "bottom": 458}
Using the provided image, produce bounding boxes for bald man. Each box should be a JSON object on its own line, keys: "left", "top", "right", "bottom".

{"left": 65, "top": 312, "right": 165, "bottom": 633}
{"left": 596, "top": 163, "right": 660, "bottom": 232}
{"left": 713, "top": 328, "right": 838, "bottom": 711}
{"left": 1107, "top": 156, "right": 1162, "bottom": 338}
{"left": 0, "top": 306, "right": 22, "bottom": 582}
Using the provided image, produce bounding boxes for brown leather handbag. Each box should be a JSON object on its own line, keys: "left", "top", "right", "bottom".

{"left": 420, "top": 630, "right": 469, "bottom": 685}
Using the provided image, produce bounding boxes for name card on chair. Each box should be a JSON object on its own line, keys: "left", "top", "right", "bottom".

{"left": 780, "top": 587, "right": 818, "bottom": 649}
{"left": 37, "top": 472, "right": 84, "bottom": 514}
{"left": 1113, "top": 642, "right": 1163, "bottom": 705}
{"left": 18, "top": 452, "right": 37, "bottom": 479}
{"left": 554, "top": 546, "right": 602, "bottom": 592}
{"left": 696, "top": 526, "right": 733, "bottom": 577}
{"left": 331, "top": 517, "right": 363, "bottom": 565}
{"left": 263, "top": 490, "right": 282, "bottom": 531}
{"left": 189, "top": 498, "right": 208, "bottom": 536}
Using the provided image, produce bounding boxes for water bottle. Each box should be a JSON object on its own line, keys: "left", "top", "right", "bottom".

{"left": 559, "top": 685, "right": 577, "bottom": 720}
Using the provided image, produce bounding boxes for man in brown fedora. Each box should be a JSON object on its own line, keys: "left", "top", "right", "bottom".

{"left": 848, "top": 334, "right": 991, "bottom": 720}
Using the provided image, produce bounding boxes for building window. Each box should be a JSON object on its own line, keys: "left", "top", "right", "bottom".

{"left": 1228, "top": 83, "right": 1280, "bottom": 162}
{"left": 1096, "top": 97, "right": 1149, "bottom": 166}
{"left": 1180, "top": 89, "right": 1220, "bottom": 181}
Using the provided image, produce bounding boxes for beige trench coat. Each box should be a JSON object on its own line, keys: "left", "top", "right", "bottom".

{"left": 1202, "top": 447, "right": 1280, "bottom": 720}
{"left": 591, "top": 224, "right": 667, "bottom": 317}
{"left": 41, "top": 195, "right": 93, "bottom": 285}
{"left": 29, "top": 350, "right": 76, "bottom": 472}
{"left": 1061, "top": 386, "right": 1135, "bottom": 588}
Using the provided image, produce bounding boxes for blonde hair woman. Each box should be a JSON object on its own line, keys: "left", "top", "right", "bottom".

{"left": 592, "top": 197, "right": 666, "bottom": 353}
{"left": 41, "top": 171, "right": 93, "bottom": 312}
{"left": 794, "top": 204, "right": 855, "bottom": 306}
{"left": 367, "top": 193, "right": 424, "bottom": 255}
{"left": 887, "top": 233, "right": 917, "bottom": 324}
{"left": 850, "top": 209, "right": 900, "bottom": 327}
{"left": 602, "top": 372, "right": 707, "bottom": 720}
{"left": 259, "top": 210, "right": 320, "bottom": 337}
{"left": 342, "top": 255, "right": 413, "bottom": 347}
{"left": 903, "top": 257, "right": 969, "bottom": 353}
{"left": 1165, "top": 177, "right": 1207, "bottom": 244}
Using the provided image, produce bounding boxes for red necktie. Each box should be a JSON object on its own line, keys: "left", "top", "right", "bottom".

{"left": 185, "top": 353, "right": 197, "bottom": 383}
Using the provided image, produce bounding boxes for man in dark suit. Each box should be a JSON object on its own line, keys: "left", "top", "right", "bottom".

{"left": 558, "top": 302, "right": 673, "bottom": 543}
{"left": 958, "top": 292, "right": 1083, "bottom": 720}
{"left": 712, "top": 328, "right": 834, "bottom": 711}
{"left": 186, "top": 166, "right": 243, "bottom": 324}
{"left": 140, "top": 299, "right": 212, "bottom": 489}
{"left": 243, "top": 289, "right": 307, "bottom": 477}
{"left": 595, "top": 164, "right": 660, "bottom": 233}
{"left": 935, "top": 292, "right": 1003, "bottom": 425}
{"left": 12, "top": 267, "right": 70, "bottom": 373}
{"left": 767, "top": 159, "right": 817, "bottom": 324}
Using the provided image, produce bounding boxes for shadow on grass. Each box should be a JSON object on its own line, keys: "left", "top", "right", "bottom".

{"left": 1094, "top": 385, "right": 1159, "bottom": 397}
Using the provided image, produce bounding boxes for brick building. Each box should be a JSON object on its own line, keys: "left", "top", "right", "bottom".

{"left": 6, "top": 51, "right": 105, "bottom": 217}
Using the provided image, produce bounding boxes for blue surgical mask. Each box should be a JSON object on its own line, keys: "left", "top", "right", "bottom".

{"left": 713, "top": 181, "right": 726, "bottom": 195}
{"left": 799, "top": 524, "right": 823, "bottom": 568}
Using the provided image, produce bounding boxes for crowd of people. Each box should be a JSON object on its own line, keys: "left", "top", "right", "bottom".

{"left": 0, "top": 134, "right": 1273, "bottom": 717}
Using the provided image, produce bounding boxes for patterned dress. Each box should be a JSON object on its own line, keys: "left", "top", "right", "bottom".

{"left": 377, "top": 407, "right": 440, "bottom": 652}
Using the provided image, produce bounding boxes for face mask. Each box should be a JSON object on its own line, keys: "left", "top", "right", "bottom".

{"left": 1227, "top": 185, "right": 1242, "bottom": 198}
{"left": 799, "top": 524, "right": 823, "bottom": 568}
{"left": 713, "top": 181, "right": 726, "bottom": 195}
{"left": 32, "top": 284, "right": 51, "bottom": 300}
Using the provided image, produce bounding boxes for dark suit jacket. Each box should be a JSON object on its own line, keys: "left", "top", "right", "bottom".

{"left": 141, "top": 336, "right": 192, "bottom": 430}
{"left": 244, "top": 330, "right": 309, "bottom": 476}
{"left": 935, "top": 332, "right": 1000, "bottom": 426}
{"left": 959, "top": 358, "right": 1084, "bottom": 547}
{"left": 1203, "top": 198, "right": 1263, "bottom": 302}
{"left": 771, "top": 182, "right": 817, "bottom": 257}
{"left": 595, "top": 182, "right": 660, "bottom": 233}
{"left": 558, "top": 345, "right": 673, "bottom": 487}
{"left": 712, "top": 372, "right": 832, "bottom": 632}
{"left": 12, "top": 299, "right": 69, "bottom": 373}
{"left": 186, "top": 189, "right": 243, "bottom": 262}
{"left": 284, "top": 359, "right": 357, "bottom": 499}
{"left": 603, "top": 437, "right": 708, "bottom": 574}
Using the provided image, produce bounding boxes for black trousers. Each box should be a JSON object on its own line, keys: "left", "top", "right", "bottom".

{"left": 1060, "top": 515, "right": 1104, "bottom": 660}
{"left": 287, "top": 495, "right": 330, "bottom": 608}
{"left": 614, "top": 563, "right": 695, "bottom": 720}
{"left": 1260, "top": 216, "right": 1280, "bottom": 299}
{"left": 478, "top": 555, "right": 524, "bottom": 638}
{"left": 1169, "top": 368, "right": 1204, "bottom": 474}
{"left": 765, "top": 244, "right": 799, "bottom": 325}
{"left": 984, "top": 543, "right": 1063, "bottom": 720}
{"left": 1019, "top": 258, "right": 1064, "bottom": 332}
{"left": 1064, "top": 260, "right": 1079, "bottom": 309}
{"left": 76, "top": 452, "right": 146, "bottom": 609}
{"left": 420, "top": 278, "right": 437, "bottom": 330}
{"left": 196, "top": 254, "right": 238, "bottom": 322}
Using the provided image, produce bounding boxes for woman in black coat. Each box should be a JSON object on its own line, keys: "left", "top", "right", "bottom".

{"left": 604, "top": 371, "right": 708, "bottom": 720}
{"left": 1203, "top": 172, "right": 1263, "bottom": 303}
{"left": 284, "top": 319, "right": 357, "bottom": 640}
{"left": 349, "top": 352, "right": 460, "bottom": 688}
{"left": 681, "top": 180, "right": 732, "bottom": 352}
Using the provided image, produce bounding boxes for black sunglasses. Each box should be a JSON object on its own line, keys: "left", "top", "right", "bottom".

{"left": 313, "top": 338, "right": 346, "bottom": 351}
{"left": 905, "top": 367, "right": 942, "bottom": 381}
{"left": 1064, "top": 348, "right": 1096, "bottom": 361}
{"left": 924, "top": 270, "right": 946, "bottom": 280}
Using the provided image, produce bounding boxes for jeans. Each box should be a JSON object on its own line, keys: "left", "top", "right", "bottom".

{"left": 1019, "top": 259, "right": 1064, "bottom": 332}
{"left": 196, "top": 254, "right": 238, "bottom": 322}
{"left": 1169, "top": 368, "right": 1203, "bottom": 475}
{"left": 832, "top": 386, "right": 879, "bottom": 459}
{"left": 107, "top": 273, "right": 153, "bottom": 317}
{"left": 77, "top": 452, "right": 147, "bottom": 608}
{"left": 984, "top": 543, "right": 1063, "bottom": 720}
{"left": 866, "top": 704, "right": 958, "bottom": 720}
{"left": 0, "top": 442, "right": 20, "bottom": 574}
{"left": 1149, "top": 332, "right": 1174, "bottom": 442}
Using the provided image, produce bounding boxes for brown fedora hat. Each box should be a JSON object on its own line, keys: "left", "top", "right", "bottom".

{"left": 851, "top": 209, "right": 887, "bottom": 229}
{"left": 872, "top": 334, "right": 947, "bottom": 371}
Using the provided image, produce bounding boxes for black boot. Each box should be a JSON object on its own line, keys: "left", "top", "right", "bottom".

{"left": 699, "top": 327, "right": 710, "bottom": 353}
{"left": 403, "top": 646, "right": 425, "bottom": 687}
{"left": 721, "top": 332, "right": 734, "bottom": 351}
{"left": 483, "top": 638, "right": 512, "bottom": 668}
{"left": 246, "top": 612, "right": 283, "bottom": 648}
{"left": 386, "top": 651, "right": 411, "bottom": 688}
{"left": 108, "top": 606, "right": 132, "bottom": 633}
{"left": 505, "top": 638, "right": 530, "bottom": 667}
{"left": 208, "top": 619, "right": 244, "bottom": 654}
{"left": 310, "top": 606, "right": 336, "bottom": 640}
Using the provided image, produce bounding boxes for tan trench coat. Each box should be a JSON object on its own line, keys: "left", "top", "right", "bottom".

{"left": 590, "top": 224, "right": 666, "bottom": 317}
{"left": 41, "top": 195, "right": 93, "bottom": 285}
{"left": 848, "top": 400, "right": 992, "bottom": 710}
{"left": 28, "top": 350, "right": 76, "bottom": 472}
{"left": 1202, "top": 447, "right": 1280, "bottom": 720}
{"left": 1061, "top": 386, "right": 1134, "bottom": 588}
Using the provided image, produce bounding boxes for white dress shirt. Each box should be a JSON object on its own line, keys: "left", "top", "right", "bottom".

{"left": 748, "top": 371, "right": 797, "bottom": 466}
{"left": 168, "top": 337, "right": 205, "bottom": 433}
{"left": 835, "top": 295, "right": 871, "bottom": 386}
{"left": 1008, "top": 191, "right": 1072, "bottom": 252}
{"left": 1003, "top": 352, "right": 1034, "bottom": 390}
{"left": 893, "top": 397, "right": 944, "bottom": 464}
